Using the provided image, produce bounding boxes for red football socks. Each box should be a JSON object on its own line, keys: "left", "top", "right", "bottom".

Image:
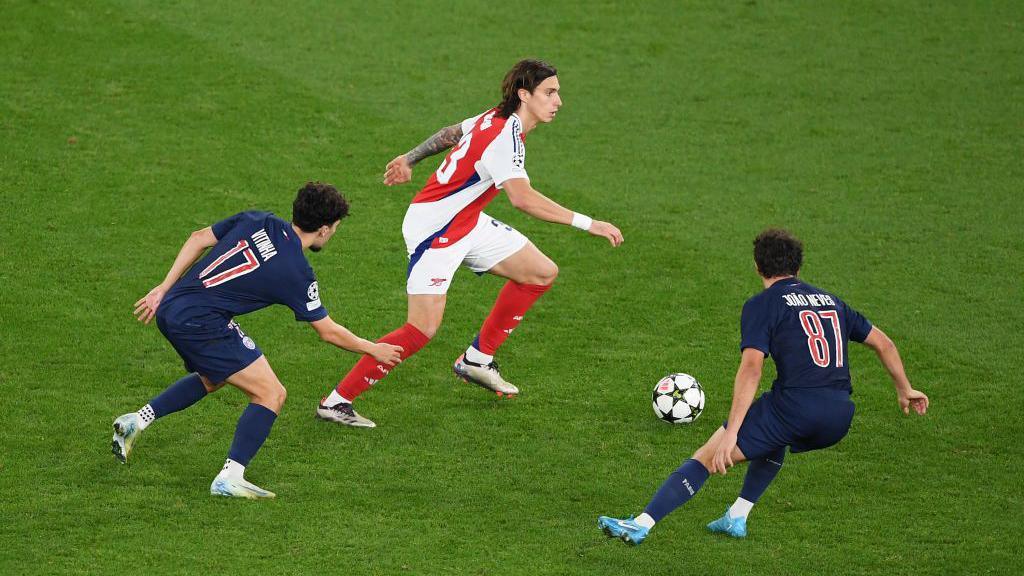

{"left": 475, "top": 281, "right": 551, "bottom": 355}
{"left": 334, "top": 323, "right": 430, "bottom": 400}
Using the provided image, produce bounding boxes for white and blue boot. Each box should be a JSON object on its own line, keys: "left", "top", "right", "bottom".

{"left": 707, "top": 509, "right": 747, "bottom": 538}
{"left": 598, "top": 516, "right": 650, "bottom": 546}
{"left": 210, "top": 475, "right": 276, "bottom": 499}
{"left": 111, "top": 413, "right": 142, "bottom": 464}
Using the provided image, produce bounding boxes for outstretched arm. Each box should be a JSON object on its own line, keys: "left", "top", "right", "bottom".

{"left": 862, "top": 327, "right": 929, "bottom": 415}
{"left": 501, "top": 178, "right": 624, "bottom": 247}
{"left": 310, "top": 316, "right": 403, "bottom": 366}
{"left": 133, "top": 227, "right": 218, "bottom": 324}
{"left": 383, "top": 123, "right": 464, "bottom": 186}
{"left": 710, "top": 348, "right": 764, "bottom": 474}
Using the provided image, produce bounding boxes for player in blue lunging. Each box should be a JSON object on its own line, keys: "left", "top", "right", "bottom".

{"left": 111, "top": 182, "right": 403, "bottom": 498}
{"left": 599, "top": 229, "right": 929, "bottom": 543}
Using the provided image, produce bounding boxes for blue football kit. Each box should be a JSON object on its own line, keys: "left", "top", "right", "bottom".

{"left": 729, "top": 277, "right": 873, "bottom": 459}
{"left": 155, "top": 211, "right": 328, "bottom": 382}
{"left": 606, "top": 276, "right": 885, "bottom": 536}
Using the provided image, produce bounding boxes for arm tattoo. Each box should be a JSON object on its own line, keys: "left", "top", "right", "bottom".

{"left": 405, "top": 123, "right": 463, "bottom": 166}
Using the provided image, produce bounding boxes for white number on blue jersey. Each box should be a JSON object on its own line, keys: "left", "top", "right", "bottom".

{"left": 199, "top": 239, "right": 260, "bottom": 288}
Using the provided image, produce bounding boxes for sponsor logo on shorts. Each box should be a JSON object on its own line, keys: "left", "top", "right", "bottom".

{"left": 429, "top": 278, "right": 448, "bottom": 287}
{"left": 242, "top": 336, "right": 256, "bottom": 350}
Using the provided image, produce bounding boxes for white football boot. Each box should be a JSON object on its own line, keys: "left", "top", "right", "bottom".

{"left": 315, "top": 399, "right": 376, "bottom": 428}
{"left": 111, "top": 413, "right": 142, "bottom": 464}
{"left": 210, "top": 475, "right": 276, "bottom": 499}
{"left": 452, "top": 354, "right": 519, "bottom": 397}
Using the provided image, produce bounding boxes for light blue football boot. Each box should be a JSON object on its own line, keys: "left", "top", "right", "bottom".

{"left": 598, "top": 516, "right": 650, "bottom": 546}
{"left": 111, "top": 413, "right": 142, "bottom": 464}
{"left": 210, "top": 475, "right": 276, "bottom": 499}
{"left": 706, "top": 509, "right": 747, "bottom": 538}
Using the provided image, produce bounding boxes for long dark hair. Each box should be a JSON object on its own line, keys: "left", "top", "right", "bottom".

{"left": 497, "top": 59, "right": 557, "bottom": 118}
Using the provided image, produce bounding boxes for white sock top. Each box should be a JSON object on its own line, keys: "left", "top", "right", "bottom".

{"left": 323, "top": 390, "right": 351, "bottom": 407}
{"left": 219, "top": 458, "right": 246, "bottom": 480}
{"left": 635, "top": 513, "right": 656, "bottom": 529}
{"left": 729, "top": 497, "right": 755, "bottom": 520}
{"left": 464, "top": 345, "right": 493, "bottom": 365}
{"left": 136, "top": 404, "right": 156, "bottom": 431}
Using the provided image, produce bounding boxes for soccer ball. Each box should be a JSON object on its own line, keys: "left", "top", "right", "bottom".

{"left": 652, "top": 373, "right": 705, "bottom": 424}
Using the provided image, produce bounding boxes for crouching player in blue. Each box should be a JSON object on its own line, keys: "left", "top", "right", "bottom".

{"left": 599, "top": 229, "right": 929, "bottom": 544}
{"left": 110, "top": 182, "right": 403, "bottom": 498}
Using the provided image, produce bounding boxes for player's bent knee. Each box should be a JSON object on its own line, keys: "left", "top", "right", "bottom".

{"left": 411, "top": 321, "right": 440, "bottom": 340}
{"left": 539, "top": 261, "right": 559, "bottom": 285}
{"left": 251, "top": 383, "right": 287, "bottom": 412}
{"left": 525, "top": 261, "right": 558, "bottom": 286}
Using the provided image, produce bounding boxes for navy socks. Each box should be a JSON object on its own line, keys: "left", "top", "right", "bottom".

{"left": 643, "top": 458, "right": 710, "bottom": 522}
{"left": 227, "top": 403, "right": 278, "bottom": 466}
{"left": 148, "top": 373, "right": 208, "bottom": 418}
{"left": 739, "top": 447, "right": 785, "bottom": 503}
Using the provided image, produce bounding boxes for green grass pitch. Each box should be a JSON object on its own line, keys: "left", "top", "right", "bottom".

{"left": 1, "top": 1, "right": 1021, "bottom": 574}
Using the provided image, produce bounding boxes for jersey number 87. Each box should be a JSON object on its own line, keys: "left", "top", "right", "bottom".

{"left": 799, "top": 310, "right": 844, "bottom": 368}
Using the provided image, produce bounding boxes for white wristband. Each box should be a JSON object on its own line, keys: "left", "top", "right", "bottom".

{"left": 571, "top": 212, "right": 593, "bottom": 231}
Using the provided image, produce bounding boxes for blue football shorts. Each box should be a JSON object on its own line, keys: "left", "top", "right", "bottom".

{"left": 156, "top": 316, "right": 263, "bottom": 384}
{"left": 726, "top": 386, "right": 855, "bottom": 460}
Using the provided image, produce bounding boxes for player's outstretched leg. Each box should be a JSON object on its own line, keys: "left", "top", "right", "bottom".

{"left": 111, "top": 373, "right": 211, "bottom": 464}
{"left": 458, "top": 243, "right": 556, "bottom": 397}
{"left": 318, "top": 322, "right": 431, "bottom": 428}
{"left": 708, "top": 448, "right": 784, "bottom": 538}
{"left": 209, "top": 357, "right": 284, "bottom": 498}
{"left": 600, "top": 427, "right": 745, "bottom": 545}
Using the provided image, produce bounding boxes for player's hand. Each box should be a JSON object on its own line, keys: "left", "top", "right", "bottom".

{"left": 710, "top": 429, "right": 739, "bottom": 475}
{"left": 370, "top": 342, "right": 404, "bottom": 367}
{"left": 383, "top": 155, "right": 413, "bottom": 186}
{"left": 588, "top": 220, "right": 623, "bottom": 247}
{"left": 133, "top": 285, "right": 166, "bottom": 325}
{"left": 898, "top": 388, "right": 929, "bottom": 415}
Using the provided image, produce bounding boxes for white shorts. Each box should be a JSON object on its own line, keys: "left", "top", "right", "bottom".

{"left": 405, "top": 212, "right": 529, "bottom": 295}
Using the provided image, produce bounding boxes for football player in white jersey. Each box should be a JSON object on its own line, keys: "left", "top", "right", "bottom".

{"left": 316, "top": 59, "right": 623, "bottom": 427}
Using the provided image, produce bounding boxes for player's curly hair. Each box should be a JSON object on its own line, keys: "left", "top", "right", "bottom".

{"left": 292, "top": 182, "right": 349, "bottom": 232}
{"left": 498, "top": 59, "right": 558, "bottom": 118}
{"left": 753, "top": 229, "right": 803, "bottom": 278}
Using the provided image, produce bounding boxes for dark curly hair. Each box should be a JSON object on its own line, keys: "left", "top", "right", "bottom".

{"left": 292, "top": 182, "right": 349, "bottom": 232}
{"left": 753, "top": 229, "right": 803, "bottom": 278}
{"left": 497, "top": 59, "right": 558, "bottom": 118}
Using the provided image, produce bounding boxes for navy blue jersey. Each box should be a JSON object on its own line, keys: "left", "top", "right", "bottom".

{"left": 158, "top": 211, "right": 328, "bottom": 332}
{"left": 740, "top": 278, "right": 872, "bottom": 391}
